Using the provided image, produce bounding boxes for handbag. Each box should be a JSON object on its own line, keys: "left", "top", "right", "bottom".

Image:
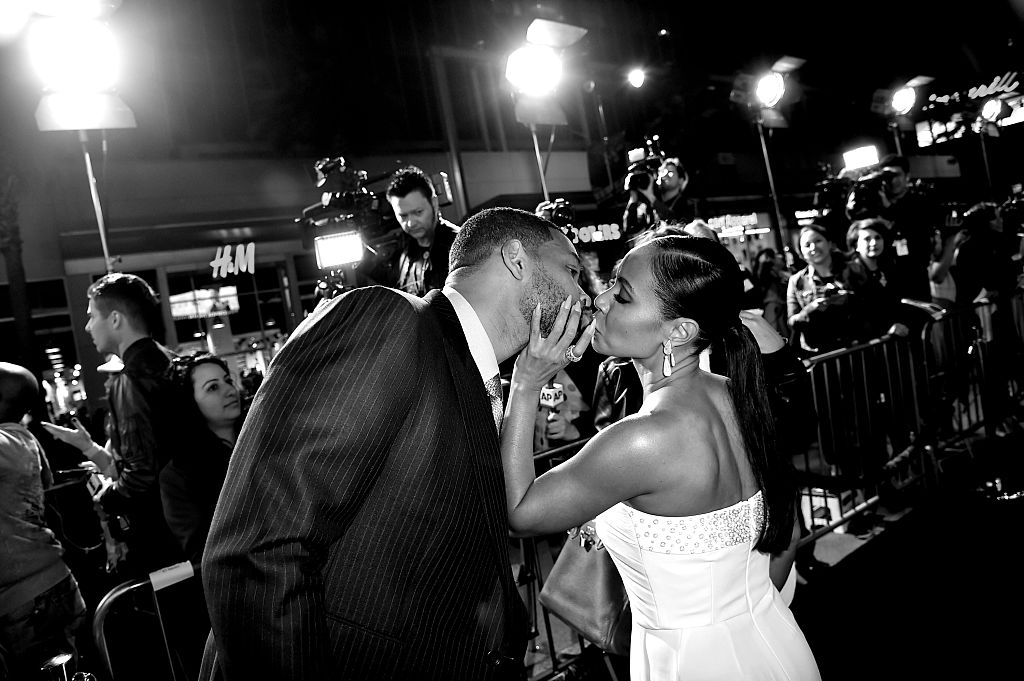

{"left": 538, "top": 521, "right": 631, "bottom": 656}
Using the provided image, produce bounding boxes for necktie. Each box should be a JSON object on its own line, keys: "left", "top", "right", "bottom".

{"left": 484, "top": 374, "right": 503, "bottom": 435}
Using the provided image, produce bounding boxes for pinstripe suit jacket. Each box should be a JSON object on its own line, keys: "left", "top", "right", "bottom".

{"left": 201, "top": 287, "right": 527, "bottom": 680}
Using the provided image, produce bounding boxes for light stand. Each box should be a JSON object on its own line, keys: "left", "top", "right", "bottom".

{"left": 78, "top": 130, "right": 114, "bottom": 272}
{"left": 756, "top": 115, "right": 786, "bottom": 252}
{"left": 588, "top": 85, "right": 615, "bottom": 193}
{"left": 888, "top": 119, "right": 904, "bottom": 156}
{"left": 36, "top": 92, "right": 136, "bottom": 273}
{"left": 528, "top": 123, "right": 550, "bottom": 202}
{"left": 513, "top": 96, "right": 568, "bottom": 205}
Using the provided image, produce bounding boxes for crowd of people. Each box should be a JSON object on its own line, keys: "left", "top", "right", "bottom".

{"left": 2, "top": 153, "right": 1023, "bottom": 681}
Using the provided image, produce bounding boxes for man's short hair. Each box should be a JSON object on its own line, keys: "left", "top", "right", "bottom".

{"left": 386, "top": 166, "right": 435, "bottom": 201}
{"left": 87, "top": 272, "right": 161, "bottom": 335}
{"left": 660, "top": 157, "right": 684, "bottom": 173}
{"left": 448, "top": 207, "right": 555, "bottom": 272}
{"left": 879, "top": 154, "right": 910, "bottom": 174}
{"left": 0, "top": 362, "right": 38, "bottom": 423}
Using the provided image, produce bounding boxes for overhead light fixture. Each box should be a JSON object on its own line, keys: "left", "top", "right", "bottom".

{"left": 524, "top": 17, "right": 587, "bottom": 49}
{"left": 627, "top": 68, "right": 646, "bottom": 89}
{"left": 981, "top": 98, "right": 1005, "bottom": 122}
{"left": 28, "top": 17, "right": 121, "bottom": 93}
{"left": 755, "top": 72, "right": 785, "bottom": 108}
{"left": 770, "top": 55, "right": 805, "bottom": 74}
{"left": 891, "top": 86, "right": 916, "bottom": 116}
{"left": 32, "top": 0, "right": 123, "bottom": 20}
{"left": 505, "top": 44, "right": 562, "bottom": 97}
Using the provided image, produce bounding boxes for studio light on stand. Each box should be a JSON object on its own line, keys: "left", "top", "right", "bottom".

{"left": 976, "top": 97, "right": 1010, "bottom": 196}
{"left": 874, "top": 75, "right": 931, "bottom": 156}
{"left": 29, "top": 4, "right": 134, "bottom": 274}
{"left": 747, "top": 56, "right": 803, "bottom": 252}
{"left": 505, "top": 18, "right": 586, "bottom": 203}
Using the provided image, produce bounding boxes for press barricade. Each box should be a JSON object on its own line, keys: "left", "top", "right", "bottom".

{"left": 793, "top": 330, "right": 931, "bottom": 541}
{"left": 918, "top": 292, "right": 1024, "bottom": 478}
{"left": 92, "top": 560, "right": 205, "bottom": 681}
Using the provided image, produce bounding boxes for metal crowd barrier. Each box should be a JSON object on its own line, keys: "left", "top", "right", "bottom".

{"left": 918, "top": 292, "right": 1024, "bottom": 466}
{"left": 92, "top": 561, "right": 201, "bottom": 681}
{"left": 89, "top": 293, "right": 1024, "bottom": 681}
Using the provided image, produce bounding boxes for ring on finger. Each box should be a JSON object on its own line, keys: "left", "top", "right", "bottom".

{"left": 564, "top": 344, "right": 582, "bottom": 363}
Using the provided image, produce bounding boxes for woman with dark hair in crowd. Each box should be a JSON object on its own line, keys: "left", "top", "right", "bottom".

{"left": 841, "top": 218, "right": 909, "bottom": 342}
{"left": 160, "top": 353, "right": 243, "bottom": 562}
{"left": 501, "top": 235, "right": 820, "bottom": 679}
{"left": 787, "top": 224, "right": 853, "bottom": 356}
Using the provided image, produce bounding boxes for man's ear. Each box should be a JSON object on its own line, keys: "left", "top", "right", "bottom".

{"left": 501, "top": 239, "right": 529, "bottom": 281}
{"left": 667, "top": 318, "right": 700, "bottom": 347}
{"left": 108, "top": 310, "right": 122, "bottom": 330}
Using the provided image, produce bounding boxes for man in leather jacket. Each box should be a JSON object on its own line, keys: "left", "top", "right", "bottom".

{"left": 85, "top": 273, "right": 183, "bottom": 574}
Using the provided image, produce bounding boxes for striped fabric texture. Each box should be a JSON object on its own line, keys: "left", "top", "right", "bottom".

{"left": 201, "top": 287, "right": 527, "bottom": 680}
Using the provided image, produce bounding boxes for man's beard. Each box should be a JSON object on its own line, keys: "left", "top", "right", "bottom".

{"left": 517, "top": 262, "right": 574, "bottom": 338}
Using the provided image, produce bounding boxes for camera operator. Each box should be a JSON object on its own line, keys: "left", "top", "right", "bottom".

{"left": 622, "top": 164, "right": 659, "bottom": 238}
{"left": 874, "top": 154, "right": 942, "bottom": 303}
{"left": 653, "top": 157, "right": 694, "bottom": 223}
{"left": 386, "top": 165, "right": 460, "bottom": 297}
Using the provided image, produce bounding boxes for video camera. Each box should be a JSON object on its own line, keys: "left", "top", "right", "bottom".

{"left": 625, "top": 135, "right": 665, "bottom": 193}
{"left": 298, "top": 157, "right": 399, "bottom": 263}
{"left": 536, "top": 197, "right": 576, "bottom": 236}
{"left": 846, "top": 167, "right": 901, "bottom": 220}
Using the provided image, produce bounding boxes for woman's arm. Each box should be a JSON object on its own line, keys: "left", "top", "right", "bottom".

{"left": 930, "top": 230, "right": 962, "bottom": 283}
{"left": 502, "top": 297, "right": 648, "bottom": 536}
{"left": 769, "top": 513, "right": 801, "bottom": 591}
{"left": 786, "top": 274, "right": 817, "bottom": 326}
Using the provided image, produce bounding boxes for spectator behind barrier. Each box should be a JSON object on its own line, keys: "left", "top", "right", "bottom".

{"left": 0, "top": 362, "right": 87, "bottom": 679}
{"left": 877, "top": 154, "right": 943, "bottom": 303}
{"left": 161, "top": 353, "right": 244, "bottom": 562}
{"left": 787, "top": 225, "right": 855, "bottom": 356}
{"left": 85, "top": 272, "right": 184, "bottom": 575}
{"left": 842, "top": 218, "right": 909, "bottom": 342}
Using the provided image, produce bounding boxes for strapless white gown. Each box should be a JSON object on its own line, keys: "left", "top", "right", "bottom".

{"left": 595, "top": 492, "right": 821, "bottom": 680}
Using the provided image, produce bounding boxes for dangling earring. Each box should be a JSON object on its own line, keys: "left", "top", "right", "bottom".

{"left": 662, "top": 339, "right": 676, "bottom": 378}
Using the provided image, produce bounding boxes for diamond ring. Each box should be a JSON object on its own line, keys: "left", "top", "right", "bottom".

{"left": 564, "top": 344, "right": 582, "bottom": 363}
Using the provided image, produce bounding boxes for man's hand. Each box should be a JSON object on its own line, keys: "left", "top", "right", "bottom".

{"left": 41, "top": 418, "right": 95, "bottom": 452}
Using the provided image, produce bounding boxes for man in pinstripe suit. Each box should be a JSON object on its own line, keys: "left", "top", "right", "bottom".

{"left": 201, "top": 207, "right": 589, "bottom": 680}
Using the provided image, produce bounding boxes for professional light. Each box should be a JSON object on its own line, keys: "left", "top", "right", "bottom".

{"left": 0, "top": 0, "right": 31, "bottom": 42}
{"left": 981, "top": 98, "right": 1005, "bottom": 122}
{"left": 314, "top": 231, "right": 364, "bottom": 270}
{"left": 755, "top": 72, "right": 785, "bottom": 108}
{"left": 891, "top": 86, "right": 916, "bottom": 115}
{"left": 627, "top": 68, "right": 645, "bottom": 89}
{"left": 843, "top": 145, "right": 879, "bottom": 171}
{"left": 505, "top": 44, "right": 562, "bottom": 97}
{"left": 28, "top": 17, "right": 120, "bottom": 93}
{"left": 32, "top": 0, "right": 122, "bottom": 19}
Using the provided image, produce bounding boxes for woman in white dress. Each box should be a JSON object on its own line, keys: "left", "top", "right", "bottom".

{"left": 501, "top": 235, "right": 820, "bottom": 680}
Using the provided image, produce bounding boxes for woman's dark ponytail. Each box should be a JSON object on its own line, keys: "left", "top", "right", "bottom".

{"left": 712, "top": 324, "right": 795, "bottom": 554}
{"left": 649, "top": 233, "right": 796, "bottom": 556}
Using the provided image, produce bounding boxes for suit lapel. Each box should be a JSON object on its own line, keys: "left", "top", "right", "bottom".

{"left": 424, "top": 292, "right": 512, "bottom": 575}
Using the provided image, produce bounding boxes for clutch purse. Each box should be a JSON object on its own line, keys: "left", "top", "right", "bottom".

{"left": 538, "top": 521, "right": 631, "bottom": 656}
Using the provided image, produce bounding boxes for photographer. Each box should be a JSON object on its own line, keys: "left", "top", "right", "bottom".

{"left": 386, "top": 165, "right": 459, "bottom": 297}
{"left": 653, "top": 157, "right": 694, "bottom": 223}
{"left": 787, "top": 224, "right": 855, "bottom": 356}
{"left": 874, "top": 154, "right": 942, "bottom": 303}
{"left": 622, "top": 139, "right": 669, "bottom": 239}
